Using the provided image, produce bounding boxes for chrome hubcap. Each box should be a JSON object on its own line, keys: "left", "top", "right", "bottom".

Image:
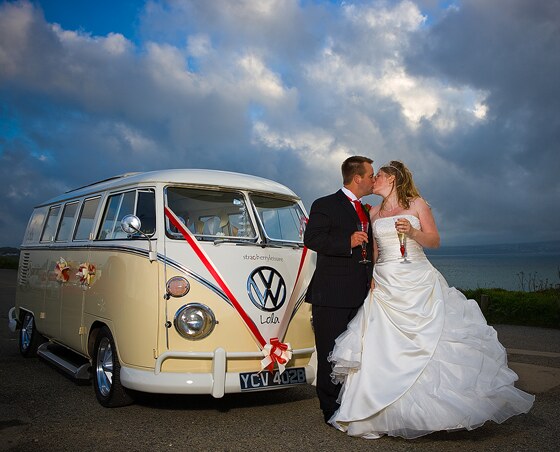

{"left": 96, "top": 337, "right": 113, "bottom": 397}
{"left": 21, "top": 315, "right": 33, "bottom": 350}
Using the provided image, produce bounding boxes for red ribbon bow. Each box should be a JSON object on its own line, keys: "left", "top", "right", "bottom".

{"left": 261, "top": 337, "right": 292, "bottom": 374}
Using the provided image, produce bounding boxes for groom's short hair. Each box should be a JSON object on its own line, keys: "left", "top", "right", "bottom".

{"left": 342, "top": 156, "right": 373, "bottom": 185}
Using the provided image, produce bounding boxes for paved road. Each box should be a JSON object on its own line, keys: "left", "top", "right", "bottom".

{"left": 1, "top": 269, "right": 559, "bottom": 451}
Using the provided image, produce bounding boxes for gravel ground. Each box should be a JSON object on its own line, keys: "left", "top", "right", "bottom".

{"left": 494, "top": 324, "right": 560, "bottom": 353}
{"left": 1, "top": 269, "right": 559, "bottom": 451}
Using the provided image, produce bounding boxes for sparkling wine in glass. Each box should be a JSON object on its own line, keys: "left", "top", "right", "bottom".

{"left": 397, "top": 227, "right": 411, "bottom": 264}
{"left": 357, "top": 222, "right": 371, "bottom": 264}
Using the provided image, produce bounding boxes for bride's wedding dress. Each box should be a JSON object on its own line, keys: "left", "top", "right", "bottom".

{"left": 329, "top": 215, "right": 534, "bottom": 439}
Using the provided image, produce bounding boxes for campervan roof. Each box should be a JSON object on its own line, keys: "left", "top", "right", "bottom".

{"left": 38, "top": 169, "right": 298, "bottom": 207}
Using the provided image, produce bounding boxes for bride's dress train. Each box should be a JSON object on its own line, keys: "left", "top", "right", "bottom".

{"left": 328, "top": 215, "right": 534, "bottom": 439}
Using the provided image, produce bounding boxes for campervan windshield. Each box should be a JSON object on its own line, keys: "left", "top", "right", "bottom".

{"left": 251, "top": 195, "right": 306, "bottom": 244}
{"left": 165, "top": 187, "right": 306, "bottom": 245}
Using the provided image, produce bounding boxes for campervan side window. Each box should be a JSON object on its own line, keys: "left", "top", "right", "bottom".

{"left": 56, "top": 201, "right": 79, "bottom": 242}
{"left": 25, "top": 209, "right": 47, "bottom": 243}
{"left": 74, "top": 197, "right": 101, "bottom": 241}
{"left": 98, "top": 189, "right": 155, "bottom": 240}
{"left": 251, "top": 195, "right": 306, "bottom": 243}
{"left": 40, "top": 205, "right": 61, "bottom": 242}
{"left": 165, "top": 187, "right": 256, "bottom": 239}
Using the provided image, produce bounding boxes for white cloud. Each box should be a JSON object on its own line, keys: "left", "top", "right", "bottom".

{"left": 114, "top": 123, "right": 157, "bottom": 155}
{"left": 472, "top": 102, "right": 487, "bottom": 119}
{"left": 299, "top": 1, "right": 488, "bottom": 134}
{"left": 238, "top": 54, "right": 286, "bottom": 100}
{"left": 145, "top": 42, "right": 198, "bottom": 88}
{"left": 344, "top": 0, "right": 426, "bottom": 32}
{"left": 252, "top": 121, "right": 338, "bottom": 157}
{"left": 187, "top": 34, "right": 211, "bottom": 57}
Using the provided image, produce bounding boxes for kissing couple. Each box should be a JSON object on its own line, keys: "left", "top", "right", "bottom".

{"left": 304, "top": 156, "right": 534, "bottom": 439}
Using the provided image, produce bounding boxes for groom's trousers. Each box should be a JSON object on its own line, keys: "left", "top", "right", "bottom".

{"left": 312, "top": 304, "right": 360, "bottom": 422}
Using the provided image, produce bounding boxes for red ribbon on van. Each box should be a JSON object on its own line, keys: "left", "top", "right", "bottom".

{"left": 165, "top": 206, "right": 298, "bottom": 375}
{"left": 165, "top": 206, "right": 267, "bottom": 343}
{"left": 260, "top": 337, "right": 292, "bottom": 373}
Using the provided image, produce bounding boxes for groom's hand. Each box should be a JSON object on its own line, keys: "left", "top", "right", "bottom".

{"left": 351, "top": 231, "right": 368, "bottom": 248}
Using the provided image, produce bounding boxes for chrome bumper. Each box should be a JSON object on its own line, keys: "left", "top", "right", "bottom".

{"left": 120, "top": 346, "right": 316, "bottom": 398}
{"left": 8, "top": 307, "right": 17, "bottom": 333}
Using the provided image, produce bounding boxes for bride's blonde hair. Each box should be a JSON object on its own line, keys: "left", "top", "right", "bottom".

{"left": 379, "top": 160, "right": 421, "bottom": 210}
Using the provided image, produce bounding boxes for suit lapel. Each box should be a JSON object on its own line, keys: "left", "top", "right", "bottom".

{"left": 335, "top": 189, "right": 360, "bottom": 222}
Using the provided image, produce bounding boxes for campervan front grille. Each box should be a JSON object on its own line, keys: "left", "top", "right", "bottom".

{"left": 18, "top": 252, "right": 30, "bottom": 286}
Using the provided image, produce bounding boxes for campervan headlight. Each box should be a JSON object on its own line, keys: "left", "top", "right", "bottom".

{"left": 174, "top": 303, "right": 216, "bottom": 340}
{"left": 166, "top": 276, "right": 190, "bottom": 298}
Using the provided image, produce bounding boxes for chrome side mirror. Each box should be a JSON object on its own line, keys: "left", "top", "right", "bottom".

{"left": 120, "top": 215, "right": 157, "bottom": 262}
{"left": 121, "top": 215, "right": 142, "bottom": 235}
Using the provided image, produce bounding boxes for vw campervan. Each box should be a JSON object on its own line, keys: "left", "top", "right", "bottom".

{"left": 8, "top": 169, "right": 315, "bottom": 407}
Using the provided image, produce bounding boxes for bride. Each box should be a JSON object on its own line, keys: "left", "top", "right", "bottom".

{"left": 328, "top": 160, "right": 534, "bottom": 439}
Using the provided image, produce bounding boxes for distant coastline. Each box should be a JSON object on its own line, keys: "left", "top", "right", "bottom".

{"left": 0, "top": 247, "right": 19, "bottom": 256}
{"left": 425, "top": 242, "right": 560, "bottom": 290}
{"left": 425, "top": 240, "right": 560, "bottom": 256}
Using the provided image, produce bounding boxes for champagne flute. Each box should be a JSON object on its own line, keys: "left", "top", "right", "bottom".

{"left": 357, "top": 221, "right": 371, "bottom": 264}
{"left": 396, "top": 219, "right": 411, "bottom": 264}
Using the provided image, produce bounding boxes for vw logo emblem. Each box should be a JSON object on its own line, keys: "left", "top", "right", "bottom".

{"left": 247, "top": 267, "right": 286, "bottom": 312}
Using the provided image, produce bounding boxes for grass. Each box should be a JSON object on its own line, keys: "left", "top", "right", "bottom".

{"left": 0, "top": 255, "right": 19, "bottom": 270}
{"left": 461, "top": 287, "right": 560, "bottom": 329}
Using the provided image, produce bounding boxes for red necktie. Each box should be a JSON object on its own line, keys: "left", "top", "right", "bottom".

{"left": 351, "top": 199, "right": 369, "bottom": 224}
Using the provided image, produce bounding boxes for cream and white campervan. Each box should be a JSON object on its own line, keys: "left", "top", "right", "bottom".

{"left": 8, "top": 169, "right": 315, "bottom": 407}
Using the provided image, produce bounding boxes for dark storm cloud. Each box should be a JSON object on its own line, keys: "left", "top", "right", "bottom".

{"left": 402, "top": 0, "right": 560, "bottom": 243}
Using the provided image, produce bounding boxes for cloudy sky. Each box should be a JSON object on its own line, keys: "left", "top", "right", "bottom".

{"left": 1, "top": 0, "right": 559, "bottom": 248}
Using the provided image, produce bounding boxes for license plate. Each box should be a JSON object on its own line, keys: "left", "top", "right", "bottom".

{"left": 240, "top": 367, "right": 307, "bottom": 391}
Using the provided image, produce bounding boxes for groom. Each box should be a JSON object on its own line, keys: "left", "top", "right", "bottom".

{"left": 304, "top": 155, "right": 374, "bottom": 424}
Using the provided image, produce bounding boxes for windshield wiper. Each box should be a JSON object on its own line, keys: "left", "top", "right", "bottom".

{"left": 266, "top": 241, "right": 303, "bottom": 249}
{"left": 213, "top": 238, "right": 258, "bottom": 246}
{"left": 257, "top": 241, "right": 282, "bottom": 248}
{"left": 211, "top": 237, "right": 302, "bottom": 248}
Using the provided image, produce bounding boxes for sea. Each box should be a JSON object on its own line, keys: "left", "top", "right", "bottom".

{"left": 424, "top": 241, "right": 560, "bottom": 291}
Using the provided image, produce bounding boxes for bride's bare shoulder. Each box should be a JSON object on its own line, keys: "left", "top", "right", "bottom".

{"left": 410, "top": 197, "right": 430, "bottom": 210}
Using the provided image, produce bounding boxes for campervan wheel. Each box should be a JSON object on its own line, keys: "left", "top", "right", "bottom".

{"left": 19, "top": 311, "right": 43, "bottom": 357}
{"left": 93, "top": 326, "right": 134, "bottom": 407}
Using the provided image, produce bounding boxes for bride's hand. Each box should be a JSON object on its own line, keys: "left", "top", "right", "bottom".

{"left": 395, "top": 218, "right": 414, "bottom": 236}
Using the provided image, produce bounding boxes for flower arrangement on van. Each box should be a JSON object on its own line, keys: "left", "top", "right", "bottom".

{"left": 77, "top": 262, "right": 96, "bottom": 288}
{"left": 54, "top": 257, "right": 70, "bottom": 283}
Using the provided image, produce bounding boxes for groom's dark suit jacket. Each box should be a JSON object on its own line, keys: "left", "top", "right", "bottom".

{"left": 304, "top": 190, "right": 373, "bottom": 308}
{"left": 304, "top": 189, "right": 373, "bottom": 418}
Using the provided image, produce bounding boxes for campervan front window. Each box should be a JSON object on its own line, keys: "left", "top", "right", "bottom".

{"left": 165, "top": 187, "right": 256, "bottom": 240}
{"left": 251, "top": 195, "right": 306, "bottom": 244}
{"left": 136, "top": 191, "right": 156, "bottom": 235}
{"left": 98, "top": 189, "right": 155, "bottom": 240}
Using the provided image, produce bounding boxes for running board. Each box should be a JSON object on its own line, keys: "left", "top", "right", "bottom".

{"left": 37, "top": 342, "right": 91, "bottom": 381}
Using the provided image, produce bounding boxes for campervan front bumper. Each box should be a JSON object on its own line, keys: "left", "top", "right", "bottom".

{"left": 119, "top": 346, "right": 316, "bottom": 398}
{"left": 8, "top": 307, "right": 18, "bottom": 333}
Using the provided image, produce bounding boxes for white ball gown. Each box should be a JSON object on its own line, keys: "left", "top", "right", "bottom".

{"left": 328, "top": 215, "right": 535, "bottom": 439}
